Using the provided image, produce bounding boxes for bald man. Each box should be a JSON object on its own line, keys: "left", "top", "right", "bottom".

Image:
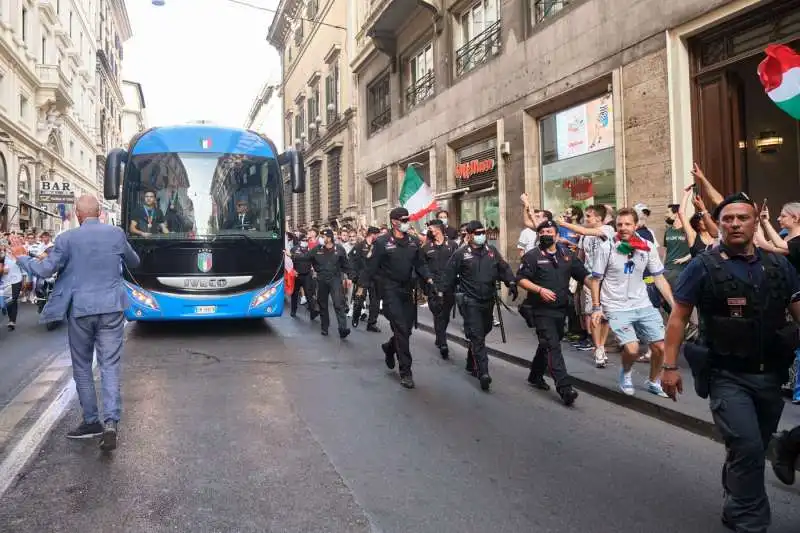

{"left": 12, "top": 195, "right": 140, "bottom": 451}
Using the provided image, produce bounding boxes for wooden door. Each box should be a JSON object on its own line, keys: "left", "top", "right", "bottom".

{"left": 692, "top": 71, "right": 746, "bottom": 197}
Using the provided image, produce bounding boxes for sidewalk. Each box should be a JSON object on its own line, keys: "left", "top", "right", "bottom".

{"left": 414, "top": 304, "right": 800, "bottom": 440}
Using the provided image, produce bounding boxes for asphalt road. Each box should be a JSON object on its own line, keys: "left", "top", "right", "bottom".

{"left": 0, "top": 311, "right": 798, "bottom": 533}
{"left": 0, "top": 304, "right": 67, "bottom": 408}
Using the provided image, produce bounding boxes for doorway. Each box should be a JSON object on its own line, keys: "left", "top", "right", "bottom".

{"left": 690, "top": 0, "right": 800, "bottom": 204}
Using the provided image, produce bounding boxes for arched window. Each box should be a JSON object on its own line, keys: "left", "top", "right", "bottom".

{"left": 0, "top": 153, "right": 7, "bottom": 200}
{"left": 18, "top": 165, "right": 31, "bottom": 201}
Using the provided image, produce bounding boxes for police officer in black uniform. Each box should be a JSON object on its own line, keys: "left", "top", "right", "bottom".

{"left": 422, "top": 219, "right": 458, "bottom": 358}
{"left": 441, "top": 221, "right": 518, "bottom": 391}
{"left": 289, "top": 232, "right": 318, "bottom": 319}
{"left": 349, "top": 226, "right": 381, "bottom": 332}
{"left": 518, "top": 220, "right": 594, "bottom": 405}
{"left": 360, "top": 207, "right": 435, "bottom": 389}
{"left": 662, "top": 193, "right": 800, "bottom": 533}
{"left": 310, "top": 229, "right": 353, "bottom": 338}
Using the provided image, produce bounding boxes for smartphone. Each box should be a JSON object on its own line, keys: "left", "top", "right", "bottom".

{"left": 691, "top": 183, "right": 699, "bottom": 197}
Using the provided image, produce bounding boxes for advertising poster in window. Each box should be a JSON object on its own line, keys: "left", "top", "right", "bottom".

{"left": 555, "top": 94, "right": 614, "bottom": 160}
{"left": 543, "top": 94, "right": 616, "bottom": 215}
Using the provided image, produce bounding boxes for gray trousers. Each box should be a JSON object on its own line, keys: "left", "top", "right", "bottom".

{"left": 67, "top": 312, "right": 125, "bottom": 424}
{"left": 708, "top": 370, "right": 784, "bottom": 533}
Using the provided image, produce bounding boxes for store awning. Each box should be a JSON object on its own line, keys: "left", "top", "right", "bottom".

{"left": 20, "top": 200, "right": 60, "bottom": 218}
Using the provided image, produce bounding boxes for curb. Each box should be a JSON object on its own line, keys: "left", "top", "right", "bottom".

{"left": 415, "top": 322, "right": 759, "bottom": 448}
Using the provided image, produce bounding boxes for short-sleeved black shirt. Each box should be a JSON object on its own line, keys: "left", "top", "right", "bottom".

{"left": 132, "top": 206, "right": 166, "bottom": 234}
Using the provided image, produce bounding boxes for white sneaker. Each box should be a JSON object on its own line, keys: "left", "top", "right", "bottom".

{"left": 300, "top": 296, "right": 307, "bottom": 305}
{"left": 619, "top": 369, "right": 635, "bottom": 396}
{"left": 645, "top": 379, "right": 669, "bottom": 398}
{"left": 594, "top": 347, "right": 607, "bottom": 368}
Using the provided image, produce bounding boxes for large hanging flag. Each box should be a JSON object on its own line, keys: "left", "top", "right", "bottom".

{"left": 399, "top": 165, "right": 438, "bottom": 221}
{"left": 758, "top": 44, "right": 800, "bottom": 119}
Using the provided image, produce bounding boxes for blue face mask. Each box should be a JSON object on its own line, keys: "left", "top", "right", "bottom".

{"left": 473, "top": 234, "right": 486, "bottom": 246}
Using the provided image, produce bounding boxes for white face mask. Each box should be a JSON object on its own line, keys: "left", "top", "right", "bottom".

{"left": 473, "top": 234, "right": 486, "bottom": 246}
{"left": 439, "top": 217, "right": 448, "bottom": 226}
{"left": 300, "top": 241, "right": 308, "bottom": 248}
{"left": 398, "top": 222, "right": 411, "bottom": 233}
{"left": 318, "top": 237, "right": 325, "bottom": 245}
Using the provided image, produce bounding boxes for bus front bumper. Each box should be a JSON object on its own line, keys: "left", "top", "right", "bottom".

{"left": 124, "top": 280, "right": 284, "bottom": 321}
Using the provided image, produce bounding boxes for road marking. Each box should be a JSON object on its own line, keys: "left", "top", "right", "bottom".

{"left": 0, "top": 317, "right": 135, "bottom": 497}
{"left": 0, "top": 351, "right": 71, "bottom": 449}
{"left": 0, "top": 378, "right": 75, "bottom": 497}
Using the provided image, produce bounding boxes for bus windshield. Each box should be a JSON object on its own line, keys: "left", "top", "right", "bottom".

{"left": 123, "top": 152, "right": 283, "bottom": 239}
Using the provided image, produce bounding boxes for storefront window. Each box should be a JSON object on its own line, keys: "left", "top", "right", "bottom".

{"left": 539, "top": 93, "right": 615, "bottom": 214}
{"left": 459, "top": 193, "right": 500, "bottom": 247}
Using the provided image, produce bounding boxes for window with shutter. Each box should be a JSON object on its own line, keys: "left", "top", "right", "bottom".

{"left": 297, "top": 180, "right": 307, "bottom": 224}
{"left": 327, "top": 148, "right": 342, "bottom": 217}
{"left": 284, "top": 179, "right": 293, "bottom": 224}
{"left": 309, "top": 162, "right": 322, "bottom": 222}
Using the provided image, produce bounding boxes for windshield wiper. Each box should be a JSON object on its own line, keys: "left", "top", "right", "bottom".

{"left": 214, "top": 233, "right": 268, "bottom": 250}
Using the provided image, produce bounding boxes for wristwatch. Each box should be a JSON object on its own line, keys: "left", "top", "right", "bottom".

{"left": 662, "top": 364, "right": 679, "bottom": 371}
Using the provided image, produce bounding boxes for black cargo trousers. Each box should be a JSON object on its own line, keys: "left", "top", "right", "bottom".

{"left": 463, "top": 296, "right": 494, "bottom": 376}
{"left": 382, "top": 282, "right": 416, "bottom": 377}
{"left": 527, "top": 311, "right": 573, "bottom": 392}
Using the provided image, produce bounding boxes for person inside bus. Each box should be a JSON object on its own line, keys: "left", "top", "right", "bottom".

{"left": 129, "top": 190, "right": 168, "bottom": 237}
{"left": 223, "top": 198, "right": 257, "bottom": 231}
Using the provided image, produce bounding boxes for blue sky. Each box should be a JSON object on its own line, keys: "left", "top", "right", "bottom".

{"left": 122, "top": 0, "right": 281, "bottom": 137}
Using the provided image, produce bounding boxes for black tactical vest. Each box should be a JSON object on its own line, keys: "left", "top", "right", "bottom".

{"left": 697, "top": 250, "right": 791, "bottom": 372}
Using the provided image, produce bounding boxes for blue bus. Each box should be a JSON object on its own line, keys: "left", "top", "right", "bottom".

{"left": 103, "top": 124, "right": 304, "bottom": 321}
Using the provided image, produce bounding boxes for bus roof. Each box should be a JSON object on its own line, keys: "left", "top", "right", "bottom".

{"left": 129, "top": 124, "right": 276, "bottom": 158}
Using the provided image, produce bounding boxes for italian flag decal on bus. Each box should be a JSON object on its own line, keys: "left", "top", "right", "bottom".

{"left": 399, "top": 165, "right": 438, "bottom": 221}
{"left": 201, "top": 138, "right": 212, "bottom": 150}
{"left": 758, "top": 44, "right": 800, "bottom": 120}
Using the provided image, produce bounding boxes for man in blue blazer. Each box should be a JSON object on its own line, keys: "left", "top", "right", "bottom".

{"left": 12, "top": 195, "right": 139, "bottom": 451}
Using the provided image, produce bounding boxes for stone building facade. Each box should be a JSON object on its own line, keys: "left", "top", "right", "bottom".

{"left": 268, "top": 0, "right": 360, "bottom": 230}
{"left": 349, "top": 0, "right": 769, "bottom": 263}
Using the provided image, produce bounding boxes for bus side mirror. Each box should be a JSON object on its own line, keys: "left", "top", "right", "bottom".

{"left": 104, "top": 148, "right": 127, "bottom": 200}
{"left": 279, "top": 150, "right": 305, "bottom": 193}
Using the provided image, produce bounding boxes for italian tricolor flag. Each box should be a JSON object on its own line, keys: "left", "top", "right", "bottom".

{"left": 399, "top": 166, "right": 438, "bottom": 221}
{"left": 758, "top": 44, "right": 800, "bottom": 119}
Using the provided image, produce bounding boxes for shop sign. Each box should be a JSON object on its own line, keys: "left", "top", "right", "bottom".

{"left": 562, "top": 176, "right": 594, "bottom": 201}
{"left": 456, "top": 158, "right": 495, "bottom": 181}
{"left": 39, "top": 180, "right": 75, "bottom": 204}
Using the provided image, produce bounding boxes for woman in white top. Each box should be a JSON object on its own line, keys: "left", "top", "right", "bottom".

{"left": 0, "top": 244, "right": 24, "bottom": 330}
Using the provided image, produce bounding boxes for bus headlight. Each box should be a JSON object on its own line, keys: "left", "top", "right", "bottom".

{"left": 250, "top": 285, "right": 278, "bottom": 309}
{"left": 126, "top": 283, "right": 159, "bottom": 310}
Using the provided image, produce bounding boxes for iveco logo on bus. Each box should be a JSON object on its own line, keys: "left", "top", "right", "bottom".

{"left": 455, "top": 158, "right": 495, "bottom": 181}
{"left": 184, "top": 278, "right": 228, "bottom": 289}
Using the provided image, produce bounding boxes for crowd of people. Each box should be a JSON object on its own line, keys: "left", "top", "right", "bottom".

{"left": 284, "top": 162, "right": 800, "bottom": 533}
{"left": 0, "top": 229, "right": 56, "bottom": 331}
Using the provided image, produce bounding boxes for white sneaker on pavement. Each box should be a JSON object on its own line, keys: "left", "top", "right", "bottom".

{"left": 594, "top": 347, "right": 607, "bottom": 368}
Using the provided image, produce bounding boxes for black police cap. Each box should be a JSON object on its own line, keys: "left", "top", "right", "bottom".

{"left": 536, "top": 220, "right": 559, "bottom": 233}
{"left": 712, "top": 192, "right": 756, "bottom": 220}
{"left": 366, "top": 226, "right": 380, "bottom": 235}
{"left": 321, "top": 229, "right": 334, "bottom": 238}
{"left": 389, "top": 207, "right": 409, "bottom": 220}
{"left": 466, "top": 220, "right": 484, "bottom": 234}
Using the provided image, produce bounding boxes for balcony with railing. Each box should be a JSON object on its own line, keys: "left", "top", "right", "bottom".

{"left": 35, "top": 64, "right": 73, "bottom": 111}
{"left": 455, "top": 21, "right": 502, "bottom": 77}
{"left": 405, "top": 71, "right": 434, "bottom": 111}
{"left": 354, "top": 0, "right": 441, "bottom": 68}
{"left": 531, "top": 0, "right": 571, "bottom": 26}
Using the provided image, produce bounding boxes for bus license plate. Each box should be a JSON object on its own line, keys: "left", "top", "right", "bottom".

{"left": 195, "top": 306, "right": 216, "bottom": 315}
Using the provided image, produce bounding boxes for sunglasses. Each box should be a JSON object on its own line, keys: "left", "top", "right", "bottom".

{"left": 473, "top": 230, "right": 486, "bottom": 236}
